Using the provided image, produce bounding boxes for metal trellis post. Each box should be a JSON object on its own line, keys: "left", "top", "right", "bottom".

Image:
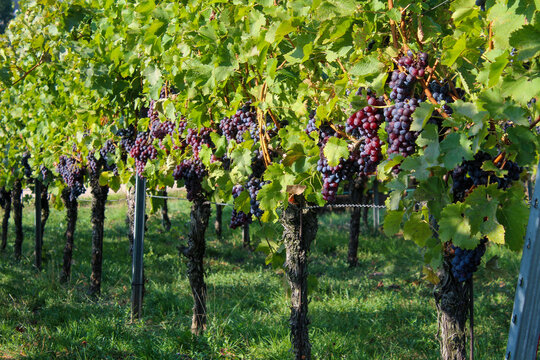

{"left": 506, "top": 161, "right": 540, "bottom": 360}
{"left": 131, "top": 176, "right": 146, "bottom": 320}
{"left": 34, "top": 180, "right": 42, "bottom": 270}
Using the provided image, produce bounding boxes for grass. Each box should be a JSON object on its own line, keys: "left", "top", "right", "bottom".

{"left": 0, "top": 196, "right": 521, "bottom": 359}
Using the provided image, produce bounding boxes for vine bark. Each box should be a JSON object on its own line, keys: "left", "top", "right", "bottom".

{"left": 281, "top": 195, "right": 318, "bottom": 360}
{"left": 434, "top": 256, "right": 470, "bottom": 360}
{"left": 180, "top": 196, "right": 211, "bottom": 335}
{"left": 89, "top": 172, "right": 109, "bottom": 296}
{"left": 1, "top": 187, "right": 11, "bottom": 251}
{"left": 12, "top": 179, "right": 23, "bottom": 260}
{"left": 160, "top": 189, "right": 171, "bottom": 232}
{"left": 60, "top": 188, "right": 78, "bottom": 283}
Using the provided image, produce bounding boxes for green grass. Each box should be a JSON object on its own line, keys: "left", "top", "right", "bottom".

{"left": 0, "top": 197, "right": 521, "bottom": 359}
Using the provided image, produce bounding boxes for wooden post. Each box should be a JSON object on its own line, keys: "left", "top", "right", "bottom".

{"left": 131, "top": 176, "right": 146, "bottom": 320}
{"left": 34, "top": 180, "right": 43, "bottom": 270}
{"left": 506, "top": 161, "right": 540, "bottom": 360}
{"left": 373, "top": 181, "right": 380, "bottom": 230}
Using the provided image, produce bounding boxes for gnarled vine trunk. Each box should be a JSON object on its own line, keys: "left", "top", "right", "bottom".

{"left": 126, "top": 185, "right": 136, "bottom": 255}
{"left": 60, "top": 188, "right": 78, "bottom": 283}
{"left": 281, "top": 195, "right": 318, "bottom": 360}
{"left": 160, "top": 189, "right": 171, "bottom": 232}
{"left": 348, "top": 179, "right": 365, "bottom": 267}
{"left": 243, "top": 223, "right": 250, "bottom": 249}
{"left": 1, "top": 188, "right": 11, "bottom": 251}
{"left": 214, "top": 204, "right": 223, "bottom": 238}
{"left": 434, "top": 256, "right": 470, "bottom": 360}
{"left": 40, "top": 184, "right": 49, "bottom": 240}
{"left": 89, "top": 173, "right": 109, "bottom": 296}
{"left": 180, "top": 196, "right": 211, "bottom": 335}
{"left": 12, "top": 180, "right": 23, "bottom": 261}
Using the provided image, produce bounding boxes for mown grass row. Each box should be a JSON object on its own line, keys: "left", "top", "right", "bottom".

{"left": 0, "top": 197, "right": 520, "bottom": 359}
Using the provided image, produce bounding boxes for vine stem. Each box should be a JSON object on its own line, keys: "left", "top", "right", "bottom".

{"left": 388, "top": 0, "right": 399, "bottom": 49}
{"left": 529, "top": 115, "right": 540, "bottom": 129}
{"left": 0, "top": 53, "right": 46, "bottom": 93}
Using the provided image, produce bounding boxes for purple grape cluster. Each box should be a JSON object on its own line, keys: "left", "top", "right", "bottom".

{"left": 129, "top": 131, "right": 158, "bottom": 176}
{"left": 40, "top": 166, "right": 51, "bottom": 182}
{"left": 451, "top": 238, "right": 488, "bottom": 282}
{"left": 117, "top": 126, "right": 136, "bottom": 153}
{"left": 451, "top": 152, "right": 523, "bottom": 202}
{"left": 88, "top": 140, "right": 118, "bottom": 176}
{"left": 305, "top": 110, "right": 317, "bottom": 135}
{"left": 388, "top": 52, "right": 428, "bottom": 101}
{"left": 22, "top": 152, "right": 32, "bottom": 179}
{"left": 186, "top": 127, "right": 213, "bottom": 157}
{"left": 229, "top": 184, "right": 252, "bottom": 229}
{"left": 317, "top": 147, "right": 359, "bottom": 202}
{"left": 219, "top": 102, "right": 258, "bottom": 143}
{"left": 384, "top": 98, "right": 419, "bottom": 157}
{"left": 173, "top": 158, "right": 208, "bottom": 201}
{"left": 246, "top": 176, "right": 269, "bottom": 219}
{"left": 57, "top": 156, "right": 86, "bottom": 201}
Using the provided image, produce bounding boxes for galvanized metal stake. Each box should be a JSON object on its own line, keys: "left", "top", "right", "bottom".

{"left": 373, "top": 181, "right": 380, "bottom": 230}
{"left": 506, "top": 161, "right": 540, "bottom": 359}
{"left": 131, "top": 176, "right": 146, "bottom": 321}
{"left": 34, "top": 180, "right": 42, "bottom": 270}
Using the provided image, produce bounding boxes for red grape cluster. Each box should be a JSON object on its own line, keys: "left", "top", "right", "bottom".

{"left": 129, "top": 131, "right": 158, "bottom": 176}
{"left": 173, "top": 158, "right": 208, "bottom": 201}
{"left": 186, "top": 127, "right": 214, "bottom": 157}
{"left": 384, "top": 98, "right": 419, "bottom": 157}
{"left": 57, "top": 155, "right": 86, "bottom": 201}
{"left": 219, "top": 102, "right": 258, "bottom": 143}
{"left": 346, "top": 91, "right": 385, "bottom": 175}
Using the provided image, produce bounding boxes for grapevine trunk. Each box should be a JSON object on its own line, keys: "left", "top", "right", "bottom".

{"left": 40, "top": 184, "right": 49, "bottom": 240}
{"left": 281, "top": 195, "right": 318, "bottom": 360}
{"left": 181, "top": 196, "right": 211, "bottom": 335}
{"left": 1, "top": 188, "right": 11, "bottom": 251}
{"left": 243, "top": 223, "right": 250, "bottom": 249}
{"left": 160, "top": 189, "right": 171, "bottom": 232}
{"left": 214, "top": 204, "right": 223, "bottom": 238}
{"left": 434, "top": 257, "right": 470, "bottom": 360}
{"left": 89, "top": 173, "right": 109, "bottom": 296}
{"left": 60, "top": 188, "right": 78, "bottom": 283}
{"left": 12, "top": 180, "right": 23, "bottom": 261}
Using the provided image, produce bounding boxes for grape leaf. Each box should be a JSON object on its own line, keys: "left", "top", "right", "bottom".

{"left": 439, "top": 203, "right": 479, "bottom": 249}
{"left": 403, "top": 212, "right": 432, "bottom": 247}
{"left": 411, "top": 102, "right": 434, "bottom": 131}
{"left": 323, "top": 137, "right": 349, "bottom": 167}
{"left": 440, "top": 133, "right": 473, "bottom": 170}
{"left": 383, "top": 210, "right": 403, "bottom": 236}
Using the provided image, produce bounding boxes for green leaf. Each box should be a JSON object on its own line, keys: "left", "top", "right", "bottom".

{"left": 230, "top": 148, "right": 252, "bottom": 177}
{"left": 323, "top": 137, "right": 349, "bottom": 167}
{"left": 411, "top": 102, "right": 434, "bottom": 131}
{"left": 383, "top": 210, "right": 404, "bottom": 236}
{"left": 510, "top": 25, "right": 540, "bottom": 61}
{"left": 401, "top": 156, "right": 430, "bottom": 181}
{"left": 258, "top": 181, "right": 285, "bottom": 212}
{"left": 497, "top": 185, "right": 529, "bottom": 250}
{"left": 439, "top": 203, "right": 479, "bottom": 249}
{"left": 349, "top": 55, "right": 385, "bottom": 77}
{"left": 403, "top": 212, "right": 432, "bottom": 247}
{"left": 442, "top": 34, "right": 467, "bottom": 67}
{"left": 440, "top": 133, "right": 473, "bottom": 170}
